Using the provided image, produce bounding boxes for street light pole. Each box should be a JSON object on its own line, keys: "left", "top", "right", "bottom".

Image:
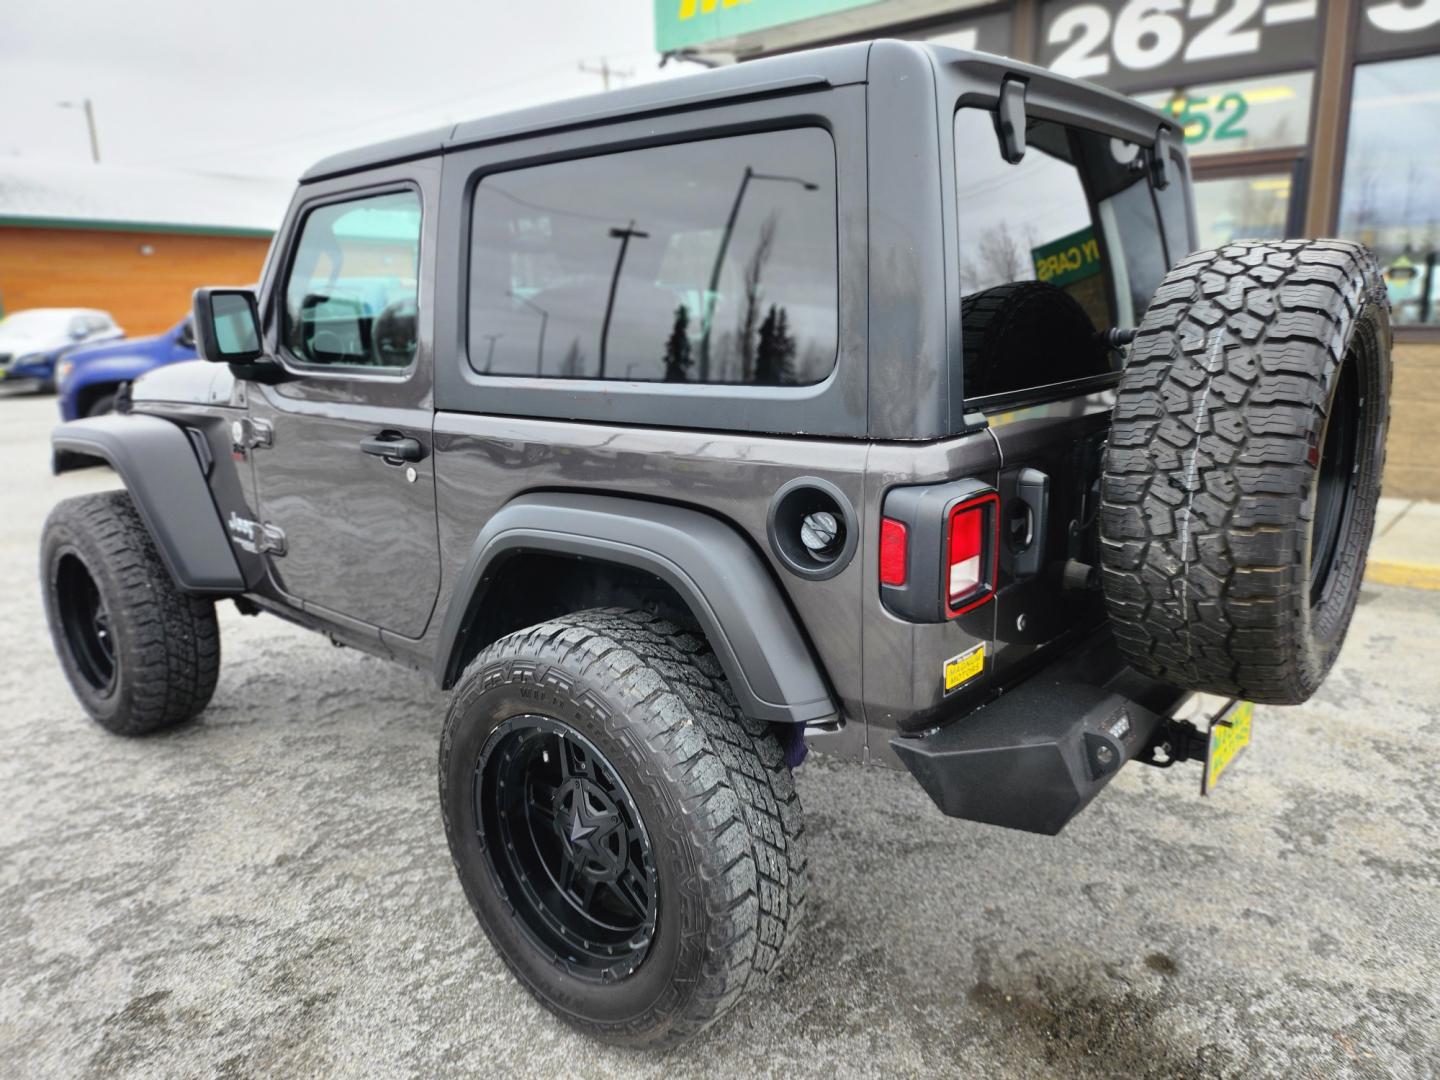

{"left": 57, "top": 98, "right": 100, "bottom": 164}
{"left": 598, "top": 220, "right": 649, "bottom": 379}
{"left": 697, "top": 169, "right": 817, "bottom": 382}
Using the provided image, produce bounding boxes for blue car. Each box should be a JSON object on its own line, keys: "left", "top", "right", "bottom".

{"left": 0, "top": 308, "right": 123, "bottom": 393}
{"left": 56, "top": 314, "right": 197, "bottom": 419}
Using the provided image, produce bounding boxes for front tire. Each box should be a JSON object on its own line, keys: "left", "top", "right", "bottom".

{"left": 41, "top": 491, "right": 221, "bottom": 734}
{"left": 439, "top": 608, "right": 805, "bottom": 1048}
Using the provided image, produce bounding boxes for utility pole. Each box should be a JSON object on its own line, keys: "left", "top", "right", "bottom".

{"left": 578, "top": 57, "right": 633, "bottom": 92}
{"left": 57, "top": 98, "right": 100, "bottom": 164}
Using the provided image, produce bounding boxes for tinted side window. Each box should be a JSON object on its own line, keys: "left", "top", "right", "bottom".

{"left": 954, "top": 108, "right": 1170, "bottom": 401}
{"left": 468, "top": 128, "right": 838, "bottom": 385}
{"left": 283, "top": 190, "right": 421, "bottom": 369}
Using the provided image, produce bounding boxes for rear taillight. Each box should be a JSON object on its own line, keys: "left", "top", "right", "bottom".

{"left": 945, "top": 493, "right": 999, "bottom": 616}
{"left": 878, "top": 480, "right": 998, "bottom": 623}
{"left": 880, "top": 517, "right": 908, "bottom": 586}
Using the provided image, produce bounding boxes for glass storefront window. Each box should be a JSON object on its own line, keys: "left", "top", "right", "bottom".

{"left": 1338, "top": 54, "right": 1440, "bottom": 326}
{"left": 1192, "top": 174, "right": 1292, "bottom": 251}
{"left": 1138, "top": 71, "right": 1314, "bottom": 157}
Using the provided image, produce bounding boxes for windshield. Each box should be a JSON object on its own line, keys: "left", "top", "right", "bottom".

{"left": 955, "top": 108, "right": 1178, "bottom": 400}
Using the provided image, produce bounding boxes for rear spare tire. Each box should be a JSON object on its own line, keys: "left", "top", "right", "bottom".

{"left": 1100, "top": 240, "right": 1391, "bottom": 704}
{"left": 961, "top": 280, "right": 1110, "bottom": 398}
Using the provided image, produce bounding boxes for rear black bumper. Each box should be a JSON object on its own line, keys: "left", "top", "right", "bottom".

{"left": 890, "top": 632, "right": 1189, "bottom": 835}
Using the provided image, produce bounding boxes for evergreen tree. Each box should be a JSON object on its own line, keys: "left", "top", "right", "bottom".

{"left": 560, "top": 339, "right": 585, "bottom": 377}
{"left": 663, "top": 304, "right": 693, "bottom": 382}
{"left": 754, "top": 304, "right": 796, "bottom": 385}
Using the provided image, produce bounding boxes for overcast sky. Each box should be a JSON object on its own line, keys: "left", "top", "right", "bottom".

{"left": 1, "top": 0, "right": 679, "bottom": 179}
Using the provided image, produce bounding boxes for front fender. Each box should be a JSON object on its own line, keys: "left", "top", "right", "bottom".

{"left": 436, "top": 493, "right": 837, "bottom": 725}
{"left": 51, "top": 414, "right": 244, "bottom": 593}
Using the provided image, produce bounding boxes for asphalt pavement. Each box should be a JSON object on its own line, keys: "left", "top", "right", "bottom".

{"left": 1, "top": 387, "right": 1437, "bottom": 1079}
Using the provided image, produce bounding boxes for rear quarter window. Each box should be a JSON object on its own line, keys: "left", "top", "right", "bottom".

{"left": 466, "top": 128, "right": 839, "bottom": 386}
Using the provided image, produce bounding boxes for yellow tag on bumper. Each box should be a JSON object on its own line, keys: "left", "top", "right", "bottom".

{"left": 1203, "top": 700, "right": 1253, "bottom": 794}
{"left": 943, "top": 643, "right": 985, "bottom": 694}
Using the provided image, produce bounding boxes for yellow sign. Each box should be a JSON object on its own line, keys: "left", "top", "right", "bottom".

{"left": 944, "top": 643, "right": 986, "bottom": 694}
{"left": 1204, "top": 701, "right": 1253, "bottom": 794}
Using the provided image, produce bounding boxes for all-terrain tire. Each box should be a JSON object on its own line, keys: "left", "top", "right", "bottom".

{"left": 439, "top": 607, "right": 806, "bottom": 1048}
{"left": 961, "top": 280, "right": 1110, "bottom": 397}
{"left": 41, "top": 491, "right": 221, "bottom": 734}
{"left": 1100, "top": 240, "right": 1391, "bottom": 704}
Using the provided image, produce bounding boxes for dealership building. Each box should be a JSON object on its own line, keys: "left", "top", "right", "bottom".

{"left": 656, "top": 0, "right": 1440, "bottom": 495}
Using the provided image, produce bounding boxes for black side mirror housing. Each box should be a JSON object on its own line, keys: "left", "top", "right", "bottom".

{"left": 193, "top": 287, "right": 263, "bottom": 364}
{"left": 995, "top": 76, "right": 1028, "bottom": 165}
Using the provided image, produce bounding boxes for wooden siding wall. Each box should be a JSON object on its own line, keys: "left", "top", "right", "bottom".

{"left": 0, "top": 226, "right": 272, "bottom": 336}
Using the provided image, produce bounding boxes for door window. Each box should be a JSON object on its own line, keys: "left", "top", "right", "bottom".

{"left": 282, "top": 189, "right": 422, "bottom": 369}
{"left": 467, "top": 128, "right": 838, "bottom": 385}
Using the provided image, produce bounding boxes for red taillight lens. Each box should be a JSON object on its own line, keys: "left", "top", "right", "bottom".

{"left": 946, "top": 493, "right": 998, "bottom": 615}
{"left": 880, "top": 517, "right": 908, "bottom": 586}
{"left": 947, "top": 508, "right": 982, "bottom": 601}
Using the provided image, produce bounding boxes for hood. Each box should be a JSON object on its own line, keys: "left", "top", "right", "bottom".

{"left": 131, "top": 359, "right": 232, "bottom": 406}
{"left": 0, "top": 329, "right": 70, "bottom": 355}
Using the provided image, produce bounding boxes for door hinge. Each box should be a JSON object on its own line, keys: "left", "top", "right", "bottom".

{"left": 256, "top": 521, "right": 286, "bottom": 555}
{"left": 226, "top": 512, "right": 287, "bottom": 556}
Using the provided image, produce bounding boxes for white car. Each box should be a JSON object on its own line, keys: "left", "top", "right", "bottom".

{"left": 0, "top": 308, "right": 123, "bottom": 391}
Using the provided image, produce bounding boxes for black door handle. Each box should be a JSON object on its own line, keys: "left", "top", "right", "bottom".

{"left": 360, "top": 433, "right": 424, "bottom": 463}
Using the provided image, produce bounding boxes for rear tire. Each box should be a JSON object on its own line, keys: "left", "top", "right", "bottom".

{"left": 41, "top": 491, "right": 221, "bottom": 734}
{"left": 439, "top": 608, "right": 805, "bottom": 1048}
{"left": 1100, "top": 240, "right": 1391, "bottom": 704}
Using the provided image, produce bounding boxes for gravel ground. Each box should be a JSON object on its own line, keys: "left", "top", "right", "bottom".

{"left": 1, "top": 388, "right": 1437, "bottom": 1079}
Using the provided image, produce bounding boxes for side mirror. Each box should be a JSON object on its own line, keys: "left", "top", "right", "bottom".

{"left": 995, "top": 76, "right": 1028, "bottom": 165}
{"left": 177, "top": 320, "right": 196, "bottom": 348}
{"left": 68, "top": 324, "right": 88, "bottom": 341}
{"left": 193, "top": 287, "right": 262, "bottom": 364}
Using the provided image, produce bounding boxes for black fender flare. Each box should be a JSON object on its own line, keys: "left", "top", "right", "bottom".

{"left": 51, "top": 414, "right": 244, "bottom": 593}
{"left": 435, "top": 492, "right": 837, "bottom": 725}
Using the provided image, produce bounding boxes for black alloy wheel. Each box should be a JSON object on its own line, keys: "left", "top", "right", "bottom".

{"left": 41, "top": 491, "right": 220, "bottom": 734}
{"left": 1309, "top": 352, "right": 1361, "bottom": 607}
{"left": 439, "top": 608, "right": 806, "bottom": 1047}
{"left": 475, "top": 714, "right": 658, "bottom": 982}
{"left": 55, "top": 552, "right": 117, "bottom": 693}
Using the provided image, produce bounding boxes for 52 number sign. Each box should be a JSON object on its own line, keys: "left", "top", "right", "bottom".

{"left": 1167, "top": 92, "right": 1249, "bottom": 145}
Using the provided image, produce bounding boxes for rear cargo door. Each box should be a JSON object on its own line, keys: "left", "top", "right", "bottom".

{"left": 951, "top": 105, "right": 1179, "bottom": 681}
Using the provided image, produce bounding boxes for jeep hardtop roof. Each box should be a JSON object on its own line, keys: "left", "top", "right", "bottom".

{"left": 300, "top": 40, "right": 1173, "bottom": 184}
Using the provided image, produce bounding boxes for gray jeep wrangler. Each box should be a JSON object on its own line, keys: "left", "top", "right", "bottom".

{"left": 41, "top": 41, "right": 1391, "bottom": 1047}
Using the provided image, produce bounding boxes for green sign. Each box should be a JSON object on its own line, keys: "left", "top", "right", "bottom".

{"left": 1031, "top": 225, "right": 1102, "bottom": 288}
{"left": 654, "top": 0, "right": 876, "bottom": 52}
